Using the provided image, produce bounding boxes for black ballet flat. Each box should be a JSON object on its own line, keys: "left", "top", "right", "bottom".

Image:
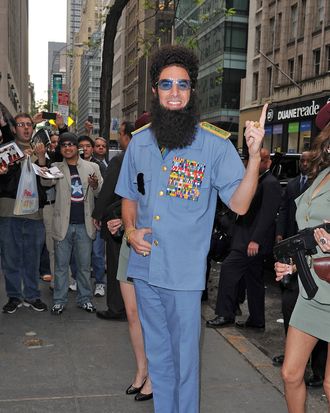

{"left": 126, "top": 380, "right": 146, "bottom": 395}
{"left": 135, "top": 391, "right": 153, "bottom": 401}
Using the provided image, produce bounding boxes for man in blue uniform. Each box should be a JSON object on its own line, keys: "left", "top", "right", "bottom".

{"left": 116, "top": 45, "right": 267, "bottom": 413}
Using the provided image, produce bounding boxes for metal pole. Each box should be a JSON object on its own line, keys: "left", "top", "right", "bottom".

{"left": 258, "top": 49, "right": 302, "bottom": 93}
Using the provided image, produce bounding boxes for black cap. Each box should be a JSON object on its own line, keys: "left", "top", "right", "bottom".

{"left": 58, "top": 132, "right": 78, "bottom": 147}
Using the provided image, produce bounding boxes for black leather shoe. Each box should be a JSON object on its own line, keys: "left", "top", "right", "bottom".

{"left": 305, "top": 375, "right": 323, "bottom": 388}
{"left": 206, "top": 316, "right": 235, "bottom": 328}
{"left": 126, "top": 382, "right": 144, "bottom": 395}
{"left": 272, "top": 354, "right": 285, "bottom": 367}
{"left": 96, "top": 310, "right": 127, "bottom": 321}
{"left": 135, "top": 392, "right": 153, "bottom": 401}
{"left": 235, "top": 319, "right": 265, "bottom": 330}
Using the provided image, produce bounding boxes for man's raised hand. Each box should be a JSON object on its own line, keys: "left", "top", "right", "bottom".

{"left": 244, "top": 103, "right": 268, "bottom": 157}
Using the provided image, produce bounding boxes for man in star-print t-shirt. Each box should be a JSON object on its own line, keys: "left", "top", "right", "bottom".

{"left": 41, "top": 132, "right": 103, "bottom": 316}
{"left": 69, "top": 167, "right": 85, "bottom": 224}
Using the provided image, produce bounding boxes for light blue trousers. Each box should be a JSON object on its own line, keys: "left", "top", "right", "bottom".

{"left": 134, "top": 279, "right": 202, "bottom": 413}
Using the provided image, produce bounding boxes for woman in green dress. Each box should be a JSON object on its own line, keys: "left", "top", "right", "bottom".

{"left": 275, "top": 127, "right": 330, "bottom": 412}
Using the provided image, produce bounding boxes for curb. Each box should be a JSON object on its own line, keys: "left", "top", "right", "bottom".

{"left": 201, "top": 304, "right": 284, "bottom": 395}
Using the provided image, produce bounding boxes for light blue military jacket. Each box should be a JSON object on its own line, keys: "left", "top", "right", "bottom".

{"left": 115, "top": 124, "right": 245, "bottom": 290}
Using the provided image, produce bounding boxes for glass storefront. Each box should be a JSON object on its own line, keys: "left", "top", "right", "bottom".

{"left": 288, "top": 122, "right": 299, "bottom": 153}
{"left": 263, "top": 121, "right": 312, "bottom": 153}
{"left": 272, "top": 124, "right": 283, "bottom": 152}
{"left": 263, "top": 96, "right": 329, "bottom": 154}
{"left": 299, "top": 121, "right": 312, "bottom": 152}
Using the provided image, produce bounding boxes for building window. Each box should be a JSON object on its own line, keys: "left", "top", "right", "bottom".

{"left": 299, "top": 121, "right": 312, "bottom": 152}
{"left": 288, "top": 122, "right": 299, "bottom": 153}
{"left": 326, "top": 45, "right": 330, "bottom": 71}
{"left": 297, "top": 55, "right": 303, "bottom": 80}
{"left": 288, "top": 58, "right": 294, "bottom": 80}
{"left": 299, "top": 0, "right": 306, "bottom": 37}
{"left": 313, "top": 48, "right": 321, "bottom": 75}
{"left": 255, "top": 26, "right": 261, "bottom": 54}
{"left": 275, "top": 13, "right": 282, "bottom": 48}
{"left": 266, "top": 67, "right": 272, "bottom": 97}
{"left": 273, "top": 124, "right": 283, "bottom": 152}
{"left": 291, "top": 4, "right": 298, "bottom": 39}
{"left": 269, "top": 17, "right": 275, "bottom": 51}
{"left": 252, "top": 72, "right": 259, "bottom": 101}
{"left": 316, "top": 0, "right": 325, "bottom": 26}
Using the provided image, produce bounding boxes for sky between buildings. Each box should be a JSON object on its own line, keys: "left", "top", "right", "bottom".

{"left": 29, "top": 0, "right": 67, "bottom": 102}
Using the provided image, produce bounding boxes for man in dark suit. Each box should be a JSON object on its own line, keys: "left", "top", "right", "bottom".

{"left": 206, "top": 148, "right": 281, "bottom": 329}
{"left": 273, "top": 151, "right": 327, "bottom": 388}
{"left": 92, "top": 121, "right": 134, "bottom": 320}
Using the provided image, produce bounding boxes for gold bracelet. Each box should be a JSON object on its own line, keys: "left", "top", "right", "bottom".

{"left": 125, "top": 227, "right": 136, "bottom": 242}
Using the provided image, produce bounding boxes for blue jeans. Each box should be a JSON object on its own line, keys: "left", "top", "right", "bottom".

{"left": 54, "top": 224, "right": 93, "bottom": 306}
{"left": 92, "top": 230, "right": 105, "bottom": 284}
{"left": 0, "top": 217, "right": 45, "bottom": 301}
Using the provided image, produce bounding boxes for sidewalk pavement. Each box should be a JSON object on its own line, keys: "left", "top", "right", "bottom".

{"left": 0, "top": 276, "right": 288, "bottom": 413}
{"left": 205, "top": 262, "right": 328, "bottom": 412}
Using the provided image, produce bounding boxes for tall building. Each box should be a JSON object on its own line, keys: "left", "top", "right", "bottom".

{"left": 77, "top": 31, "right": 102, "bottom": 135}
{"left": 110, "top": 5, "right": 126, "bottom": 139}
{"left": 0, "top": 0, "right": 29, "bottom": 116}
{"left": 70, "top": 0, "right": 104, "bottom": 116}
{"left": 66, "top": 0, "right": 83, "bottom": 92}
{"left": 121, "top": 0, "right": 139, "bottom": 122}
{"left": 48, "top": 42, "right": 67, "bottom": 109}
{"left": 121, "top": 0, "right": 175, "bottom": 122}
{"left": 240, "top": 0, "right": 330, "bottom": 153}
{"left": 176, "top": 0, "right": 249, "bottom": 146}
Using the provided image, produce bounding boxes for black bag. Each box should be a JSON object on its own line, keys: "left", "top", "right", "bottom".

{"left": 209, "top": 229, "right": 231, "bottom": 262}
{"left": 208, "top": 202, "right": 236, "bottom": 262}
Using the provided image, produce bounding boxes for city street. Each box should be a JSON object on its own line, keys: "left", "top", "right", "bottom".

{"left": 0, "top": 274, "right": 288, "bottom": 413}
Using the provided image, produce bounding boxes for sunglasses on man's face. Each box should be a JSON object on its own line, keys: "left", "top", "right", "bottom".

{"left": 156, "top": 79, "right": 191, "bottom": 91}
{"left": 60, "top": 142, "right": 76, "bottom": 148}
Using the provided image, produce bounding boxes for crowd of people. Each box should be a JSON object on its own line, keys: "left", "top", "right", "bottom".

{"left": 0, "top": 44, "right": 329, "bottom": 413}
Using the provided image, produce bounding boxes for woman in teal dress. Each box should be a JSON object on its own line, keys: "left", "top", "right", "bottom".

{"left": 275, "top": 128, "right": 330, "bottom": 412}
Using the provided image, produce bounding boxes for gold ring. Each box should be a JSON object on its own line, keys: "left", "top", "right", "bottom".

{"left": 142, "top": 251, "right": 147, "bottom": 257}
{"left": 254, "top": 121, "right": 260, "bottom": 128}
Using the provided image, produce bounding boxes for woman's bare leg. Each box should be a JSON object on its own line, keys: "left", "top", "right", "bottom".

{"left": 322, "top": 343, "right": 330, "bottom": 410}
{"left": 120, "top": 282, "right": 152, "bottom": 393}
{"left": 282, "top": 326, "right": 318, "bottom": 413}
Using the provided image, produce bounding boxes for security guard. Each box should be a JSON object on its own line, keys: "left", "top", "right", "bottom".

{"left": 116, "top": 45, "right": 267, "bottom": 413}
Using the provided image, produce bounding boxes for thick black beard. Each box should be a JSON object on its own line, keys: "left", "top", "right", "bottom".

{"left": 150, "top": 93, "right": 199, "bottom": 149}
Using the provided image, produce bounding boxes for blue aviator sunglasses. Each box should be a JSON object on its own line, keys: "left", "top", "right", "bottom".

{"left": 156, "top": 79, "right": 191, "bottom": 91}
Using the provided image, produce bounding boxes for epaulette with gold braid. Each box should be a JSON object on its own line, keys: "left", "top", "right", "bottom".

{"left": 132, "top": 122, "right": 151, "bottom": 135}
{"left": 200, "top": 122, "right": 231, "bottom": 139}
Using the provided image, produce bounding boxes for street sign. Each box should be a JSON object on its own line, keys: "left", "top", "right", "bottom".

{"left": 58, "top": 91, "right": 69, "bottom": 106}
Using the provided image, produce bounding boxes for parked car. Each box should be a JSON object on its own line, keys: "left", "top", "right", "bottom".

{"left": 271, "top": 152, "right": 301, "bottom": 188}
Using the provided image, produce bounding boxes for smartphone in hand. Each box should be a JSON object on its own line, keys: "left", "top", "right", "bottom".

{"left": 42, "top": 112, "right": 57, "bottom": 120}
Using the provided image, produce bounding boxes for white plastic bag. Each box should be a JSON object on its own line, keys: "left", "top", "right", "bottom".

{"left": 13, "top": 156, "right": 39, "bottom": 215}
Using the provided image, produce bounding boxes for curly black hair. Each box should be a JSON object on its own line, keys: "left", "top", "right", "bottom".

{"left": 150, "top": 45, "right": 199, "bottom": 89}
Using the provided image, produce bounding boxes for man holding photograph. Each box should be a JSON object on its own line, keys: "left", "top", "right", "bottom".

{"left": 0, "top": 113, "right": 48, "bottom": 313}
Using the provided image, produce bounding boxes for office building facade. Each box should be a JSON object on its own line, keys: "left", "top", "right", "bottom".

{"left": 240, "top": 0, "right": 330, "bottom": 153}
{"left": 66, "top": 0, "right": 83, "bottom": 92}
{"left": 77, "top": 31, "right": 102, "bottom": 135}
{"left": 0, "top": 0, "right": 29, "bottom": 116}
{"left": 176, "top": 0, "right": 249, "bottom": 146}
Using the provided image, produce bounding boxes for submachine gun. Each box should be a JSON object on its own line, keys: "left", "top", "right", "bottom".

{"left": 273, "top": 223, "right": 330, "bottom": 300}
